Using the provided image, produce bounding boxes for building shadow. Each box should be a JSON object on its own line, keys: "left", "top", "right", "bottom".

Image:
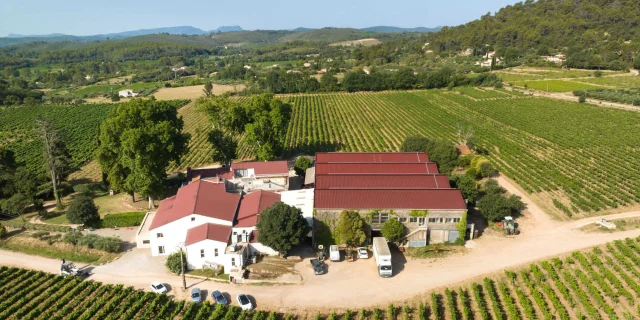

{"left": 389, "top": 243, "right": 407, "bottom": 276}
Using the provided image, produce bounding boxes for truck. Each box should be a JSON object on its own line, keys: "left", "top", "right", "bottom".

{"left": 60, "top": 260, "right": 88, "bottom": 278}
{"left": 329, "top": 245, "right": 340, "bottom": 262}
{"left": 372, "top": 237, "right": 392, "bottom": 277}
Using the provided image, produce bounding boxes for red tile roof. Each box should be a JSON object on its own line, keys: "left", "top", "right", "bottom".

{"left": 314, "top": 189, "right": 467, "bottom": 210}
{"left": 232, "top": 161, "right": 289, "bottom": 176}
{"left": 186, "top": 167, "right": 231, "bottom": 182}
{"left": 150, "top": 180, "right": 241, "bottom": 230}
{"left": 316, "top": 152, "right": 429, "bottom": 163}
{"left": 315, "top": 174, "right": 450, "bottom": 189}
{"left": 185, "top": 223, "right": 232, "bottom": 246}
{"left": 315, "top": 163, "right": 440, "bottom": 175}
{"left": 235, "top": 190, "right": 281, "bottom": 228}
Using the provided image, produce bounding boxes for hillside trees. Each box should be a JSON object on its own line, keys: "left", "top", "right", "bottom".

{"left": 335, "top": 210, "right": 368, "bottom": 248}
{"left": 97, "top": 99, "right": 190, "bottom": 209}
{"left": 256, "top": 202, "right": 309, "bottom": 256}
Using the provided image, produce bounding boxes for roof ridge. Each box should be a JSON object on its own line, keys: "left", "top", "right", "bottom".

{"left": 192, "top": 180, "right": 201, "bottom": 215}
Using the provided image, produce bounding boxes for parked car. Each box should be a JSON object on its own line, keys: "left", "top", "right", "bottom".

{"left": 310, "top": 259, "right": 325, "bottom": 275}
{"left": 237, "top": 294, "right": 254, "bottom": 311}
{"left": 212, "top": 290, "right": 228, "bottom": 305}
{"left": 357, "top": 247, "right": 369, "bottom": 259}
{"left": 329, "top": 245, "right": 340, "bottom": 261}
{"left": 150, "top": 282, "right": 167, "bottom": 294}
{"left": 191, "top": 288, "right": 202, "bottom": 303}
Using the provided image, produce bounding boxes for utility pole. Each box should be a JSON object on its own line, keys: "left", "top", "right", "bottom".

{"left": 177, "top": 242, "right": 186, "bottom": 291}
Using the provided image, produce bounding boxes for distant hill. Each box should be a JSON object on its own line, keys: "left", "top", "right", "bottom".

{"left": 213, "top": 26, "right": 243, "bottom": 33}
{"left": 280, "top": 28, "right": 378, "bottom": 43}
{"left": 361, "top": 26, "right": 441, "bottom": 33}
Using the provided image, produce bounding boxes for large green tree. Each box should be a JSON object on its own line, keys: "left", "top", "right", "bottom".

{"left": 477, "top": 179, "right": 525, "bottom": 222}
{"left": 97, "top": 99, "right": 190, "bottom": 208}
{"left": 256, "top": 201, "right": 308, "bottom": 256}
{"left": 451, "top": 174, "right": 478, "bottom": 203}
{"left": 293, "top": 156, "right": 312, "bottom": 177}
{"left": 36, "top": 118, "right": 71, "bottom": 209}
{"left": 335, "top": 210, "right": 368, "bottom": 248}
{"left": 244, "top": 94, "right": 292, "bottom": 160}
{"left": 66, "top": 194, "right": 100, "bottom": 225}
{"left": 381, "top": 218, "right": 405, "bottom": 243}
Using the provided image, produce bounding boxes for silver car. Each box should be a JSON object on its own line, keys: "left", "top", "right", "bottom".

{"left": 191, "top": 287, "right": 202, "bottom": 303}
{"left": 236, "top": 294, "right": 253, "bottom": 311}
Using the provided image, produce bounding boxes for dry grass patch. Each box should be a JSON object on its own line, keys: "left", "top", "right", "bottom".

{"left": 329, "top": 38, "right": 382, "bottom": 47}
{"left": 68, "top": 161, "right": 102, "bottom": 185}
{"left": 0, "top": 235, "right": 120, "bottom": 264}
{"left": 153, "top": 84, "right": 246, "bottom": 100}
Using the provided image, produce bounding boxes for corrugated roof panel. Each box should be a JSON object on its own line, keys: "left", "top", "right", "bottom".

{"left": 315, "top": 174, "right": 451, "bottom": 189}
{"left": 316, "top": 152, "right": 429, "bottom": 163}
{"left": 314, "top": 189, "right": 466, "bottom": 210}
{"left": 315, "top": 163, "right": 440, "bottom": 175}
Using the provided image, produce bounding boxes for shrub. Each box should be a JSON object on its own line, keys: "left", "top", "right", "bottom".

{"left": 100, "top": 212, "right": 146, "bottom": 228}
{"left": 62, "top": 231, "right": 121, "bottom": 252}
{"left": 93, "top": 237, "right": 122, "bottom": 252}
{"left": 166, "top": 251, "right": 187, "bottom": 274}
{"left": 578, "top": 95, "right": 586, "bottom": 103}
{"left": 66, "top": 195, "right": 100, "bottom": 225}
{"left": 478, "top": 162, "right": 497, "bottom": 178}
{"left": 294, "top": 156, "right": 313, "bottom": 177}
{"left": 31, "top": 231, "right": 50, "bottom": 239}
{"left": 2, "top": 221, "right": 71, "bottom": 233}
{"left": 0, "top": 223, "right": 6, "bottom": 238}
{"left": 381, "top": 219, "right": 405, "bottom": 243}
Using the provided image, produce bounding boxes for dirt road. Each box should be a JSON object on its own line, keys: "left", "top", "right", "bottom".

{"left": 3, "top": 177, "right": 640, "bottom": 312}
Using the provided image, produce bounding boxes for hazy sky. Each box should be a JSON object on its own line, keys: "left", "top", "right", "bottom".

{"left": 0, "top": 0, "right": 519, "bottom": 36}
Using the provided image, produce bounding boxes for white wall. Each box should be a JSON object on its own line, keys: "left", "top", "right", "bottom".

{"left": 186, "top": 239, "right": 228, "bottom": 270}
{"left": 149, "top": 214, "right": 233, "bottom": 257}
{"left": 280, "top": 188, "right": 314, "bottom": 227}
{"left": 249, "top": 243, "right": 278, "bottom": 256}
{"left": 231, "top": 227, "right": 254, "bottom": 243}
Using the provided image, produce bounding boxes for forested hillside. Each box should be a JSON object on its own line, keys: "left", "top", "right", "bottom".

{"left": 427, "top": 0, "right": 640, "bottom": 69}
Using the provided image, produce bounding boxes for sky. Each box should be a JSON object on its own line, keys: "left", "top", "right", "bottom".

{"left": 0, "top": 0, "right": 519, "bottom": 37}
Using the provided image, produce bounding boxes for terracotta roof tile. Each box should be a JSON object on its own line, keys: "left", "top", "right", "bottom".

{"left": 315, "top": 163, "right": 440, "bottom": 175}
{"left": 185, "top": 223, "right": 232, "bottom": 246}
{"left": 316, "top": 152, "right": 429, "bottom": 163}
{"left": 232, "top": 161, "right": 288, "bottom": 175}
{"left": 150, "top": 180, "right": 241, "bottom": 230}
{"left": 235, "top": 190, "right": 281, "bottom": 228}
{"left": 315, "top": 174, "right": 450, "bottom": 189}
{"left": 314, "top": 189, "right": 467, "bottom": 210}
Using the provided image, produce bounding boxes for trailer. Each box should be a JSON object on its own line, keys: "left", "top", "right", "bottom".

{"left": 329, "top": 245, "right": 340, "bottom": 262}
{"left": 372, "top": 237, "right": 392, "bottom": 277}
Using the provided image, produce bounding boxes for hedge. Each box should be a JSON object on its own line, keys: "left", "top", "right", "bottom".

{"left": 100, "top": 212, "right": 146, "bottom": 228}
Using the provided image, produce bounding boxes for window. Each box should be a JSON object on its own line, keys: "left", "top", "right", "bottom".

{"left": 231, "top": 258, "right": 236, "bottom": 266}
{"left": 200, "top": 249, "right": 205, "bottom": 258}
{"left": 418, "top": 217, "right": 425, "bottom": 226}
{"left": 157, "top": 233, "right": 164, "bottom": 238}
{"left": 371, "top": 213, "right": 380, "bottom": 224}
{"left": 397, "top": 217, "right": 407, "bottom": 223}
{"left": 237, "top": 234, "right": 242, "bottom": 243}
{"left": 158, "top": 246, "right": 165, "bottom": 254}
{"left": 446, "top": 218, "right": 461, "bottom": 223}
{"left": 380, "top": 213, "right": 389, "bottom": 223}
{"left": 142, "top": 240, "right": 150, "bottom": 244}
{"left": 191, "top": 217, "right": 195, "bottom": 222}
{"left": 235, "top": 169, "right": 249, "bottom": 178}
{"left": 409, "top": 217, "right": 418, "bottom": 223}
{"left": 214, "top": 248, "right": 219, "bottom": 257}
{"left": 429, "top": 218, "right": 445, "bottom": 223}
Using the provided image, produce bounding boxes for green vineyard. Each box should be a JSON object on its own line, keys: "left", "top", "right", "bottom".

{"left": 3, "top": 237, "right": 640, "bottom": 319}
{"left": 175, "top": 88, "right": 640, "bottom": 217}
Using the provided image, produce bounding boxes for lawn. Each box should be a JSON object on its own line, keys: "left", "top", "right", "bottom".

{"left": 187, "top": 269, "right": 230, "bottom": 281}
{"left": 513, "top": 79, "right": 602, "bottom": 92}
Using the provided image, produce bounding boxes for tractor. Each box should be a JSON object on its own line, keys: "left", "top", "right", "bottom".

{"left": 60, "top": 259, "right": 88, "bottom": 278}
{"left": 502, "top": 216, "right": 520, "bottom": 235}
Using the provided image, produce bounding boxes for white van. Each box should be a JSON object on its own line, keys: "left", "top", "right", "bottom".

{"left": 329, "top": 245, "right": 340, "bottom": 261}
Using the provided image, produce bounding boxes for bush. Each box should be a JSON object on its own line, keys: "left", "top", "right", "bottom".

{"left": 0, "top": 223, "right": 6, "bottom": 238}
{"left": 2, "top": 221, "right": 71, "bottom": 233}
{"left": 63, "top": 231, "right": 83, "bottom": 245}
{"left": 62, "top": 231, "right": 122, "bottom": 252}
{"left": 293, "top": 156, "right": 313, "bottom": 177}
{"left": 100, "top": 212, "right": 146, "bottom": 228}
{"left": 166, "top": 251, "right": 187, "bottom": 274}
{"left": 578, "top": 95, "right": 586, "bottom": 103}
{"left": 478, "top": 162, "right": 498, "bottom": 178}
{"left": 66, "top": 195, "right": 100, "bottom": 225}
{"left": 31, "top": 231, "right": 50, "bottom": 239}
{"left": 92, "top": 237, "right": 122, "bottom": 252}
{"left": 381, "top": 219, "right": 405, "bottom": 243}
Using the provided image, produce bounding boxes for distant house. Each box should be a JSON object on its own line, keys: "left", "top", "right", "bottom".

{"left": 243, "top": 65, "right": 252, "bottom": 70}
{"left": 84, "top": 75, "right": 92, "bottom": 80}
{"left": 363, "top": 67, "right": 371, "bottom": 75}
{"left": 306, "top": 53, "right": 320, "bottom": 58}
{"left": 486, "top": 51, "right": 495, "bottom": 58}
{"left": 303, "top": 63, "right": 312, "bottom": 68}
{"left": 171, "top": 66, "right": 187, "bottom": 72}
{"left": 460, "top": 48, "right": 473, "bottom": 56}
{"left": 326, "top": 58, "right": 334, "bottom": 62}
{"left": 118, "top": 89, "right": 139, "bottom": 98}
{"left": 540, "top": 54, "right": 566, "bottom": 64}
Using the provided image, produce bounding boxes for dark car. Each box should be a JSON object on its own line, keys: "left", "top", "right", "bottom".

{"left": 211, "top": 290, "right": 228, "bottom": 305}
{"left": 310, "top": 258, "right": 325, "bottom": 275}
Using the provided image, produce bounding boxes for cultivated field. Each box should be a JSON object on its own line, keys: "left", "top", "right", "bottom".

{"left": 153, "top": 84, "right": 246, "bottom": 100}
{"left": 3, "top": 237, "right": 640, "bottom": 319}
{"left": 512, "top": 80, "right": 601, "bottom": 92}
{"left": 329, "top": 38, "right": 382, "bottom": 47}
{"left": 173, "top": 89, "right": 640, "bottom": 217}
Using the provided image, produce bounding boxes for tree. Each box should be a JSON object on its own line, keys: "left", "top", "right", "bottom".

{"left": 203, "top": 81, "right": 213, "bottom": 97}
{"left": 166, "top": 251, "right": 188, "bottom": 275}
{"left": 256, "top": 202, "right": 308, "bottom": 256}
{"left": 427, "top": 140, "right": 459, "bottom": 174}
{"left": 381, "top": 218, "right": 405, "bottom": 243}
{"left": 244, "top": 94, "right": 292, "bottom": 161}
{"left": 478, "top": 162, "right": 497, "bottom": 178}
{"left": 208, "top": 129, "right": 237, "bottom": 167}
{"left": 97, "top": 99, "right": 191, "bottom": 209}
{"left": 36, "top": 118, "right": 70, "bottom": 209}
{"left": 451, "top": 174, "right": 478, "bottom": 203}
{"left": 0, "top": 148, "right": 17, "bottom": 198}
{"left": 399, "top": 136, "right": 432, "bottom": 152}
{"left": 0, "top": 193, "right": 30, "bottom": 221}
{"left": 0, "top": 222, "right": 6, "bottom": 238}
{"left": 66, "top": 194, "right": 100, "bottom": 225}
{"left": 319, "top": 73, "right": 340, "bottom": 92}
{"left": 335, "top": 210, "right": 367, "bottom": 247}
{"left": 110, "top": 93, "right": 120, "bottom": 102}
{"left": 477, "top": 193, "right": 524, "bottom": 222}
{"left": 293, "top": 157, "right": 312, "bottom": 177}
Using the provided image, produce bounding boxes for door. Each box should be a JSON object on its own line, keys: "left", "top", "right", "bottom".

{"left": 448, "top": 230, "right": 460, "bottom": 243}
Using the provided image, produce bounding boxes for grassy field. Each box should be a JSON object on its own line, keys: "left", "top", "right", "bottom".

{"left": 329, "top": 38, "right": 382, "bottom": 47}
{"left": 4, "top": 238, "right": 640, "bottom": 318}
{"left": 174, "top": 89, "right": 640, "bottom": 217}
{"left": 579, "top": 75, "right": 640, "bottom": 88}
{"left": 512, "top": 80, "right": 602, "bottom": 92}
{"left": 71, "top": 82, "right": 160, "bottom": 96}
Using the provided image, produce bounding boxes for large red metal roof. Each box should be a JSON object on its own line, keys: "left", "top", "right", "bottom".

{"left": 232, "top": 161, "right": 289, "bottom": 175}
{"left": 150, "top": 180, "right": 241, "bottom": 230}
{"left": 316, "top": 152, "right": 429, "bottom": 163}
{"left": 235, "top": 190, "right": 281, "bottom": 228}
{"left": 185, "top": 223, "right": 232, "bottom": 246}
{"left": 315, "top": 162, "right": 440, "bottom": 175}
{"left": 315, "top": 174, "right": 450, "bottom": 189}
{"left": 314, "top": 189, "right": 467, "bottom": 210}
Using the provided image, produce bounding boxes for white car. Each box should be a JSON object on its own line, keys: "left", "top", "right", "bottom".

{"left": 357, "top": 247, "right": 369, "bottom": 259}
{"left": 237, "top": 294, "right": 254, "bottom": 311}
{"left": 150, "top": 282, "right": 167, "bottom": 294}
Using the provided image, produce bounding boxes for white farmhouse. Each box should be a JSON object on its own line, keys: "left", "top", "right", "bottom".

{"left": 118, "top": 89, "right": 139, "bottom": 98}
